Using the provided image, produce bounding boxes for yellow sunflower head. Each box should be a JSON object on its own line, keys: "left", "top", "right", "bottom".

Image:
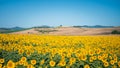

{"left": 21, "top": 56, "right": 27, "bottom": 62}
{"left": 7, "top": 60, "right": 15, "bottom": 68}
{"left": 49, "top": 60, "right": 56, "bottom": 67}
{"left": 0, "top": 58, "right": 4, "bottom": 63}
{"left": 40, "top": 59, "right": 45, "bottom": 65}
{"left": 84, "top": 64, "right": 90, "bottom": 68}
{"left": 31, "top": 60, "right": 36, "bottom": 65}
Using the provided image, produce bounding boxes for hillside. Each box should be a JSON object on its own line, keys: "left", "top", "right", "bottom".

{"left": 0, "top": 27, "right": 25, "bottom": 33}
{"left": 11, "top": 27, "right": 120, "bottom": 35}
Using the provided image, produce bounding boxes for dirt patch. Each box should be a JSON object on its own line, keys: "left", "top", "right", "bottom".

{"left": 11, "top": 27, "right": 120, "bottom": 35}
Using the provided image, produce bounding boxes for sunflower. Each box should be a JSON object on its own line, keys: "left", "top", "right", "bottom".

{"left": 23, "top": 61, "right": 28, "bottom": 66}
{"left": 0, "top": 64, "right": 2, "bottom": 68}
{"left": 27, "top": 64, "right": 34, "bottom": 68}
{"left": 59, "top": 60, "right": 66, "bottom": 66}
{"left": 89, "top": 50, "right": 94, "bottom": 56}
{"left": 114, "top": 58, "right": 117, "bottom": 63}
{"left": 78, "top": 54, "right": 82, "bottom": 60}
{"left": 81, "top": 55, "right": 87, "bottom": 61}
{"left": 110, "top": 60, "right": 115, "bottom": 65}
{"left": 67, "top": 53, "right": 71, "bottom": 58}
{"left": 92, "top": 56, "right": 97, "bottom": 60}
{"left": 49, "top": 60, "right": 56, "bottom": 67}
{"left": 69, "top": 61, "right": 73, "bottom": 66}
{"left": 15, "top": 62, "right": 19, "bottom": 66}
{"left": 18, "top": 49, "right": 24, "bottom": 54}
{"left": 98, "top": 55, "right": 102, "bottom": 60}
{"left": 7, "top": 60, "right": 15, "bottom": 68}
{"left": 109, "top": 56, "right": 113, "bottom": 60}
{"left": 84, "top": 64, "right": 90, "bottom": 68}
{"left": 66, "top": 65, "right": 70, "bottom": 68}
{"left": 118, "top": 61, "right": 120, "bottom": 67}
{"left": 69, "top": 57, "right": 76, "bottom": 63}
{"left": 3, "top": 65, "right": 7, "bottom": 68}
{"left": 69, "top": 57, "right": 76, "bottom": 66}
{"left": 112, "top": 65, "right": 117, "bottom": 68}
{"left": 89, "top": 57, "right": 93, "bottom": 62}
{"left": 96, "top": 48, "right": 101, "bottom": 54}
{"left": 0, "top": 58, "right": 4, "bottom": 63}
{"left": 21, "top": 56, "right": 27, "bottom": 62}
{"left": 26, "top": 51, "right": 31, "bottom": 56}
{"left": 104, "top": 61, "right": 109, "bottom": 67}
{"left": 19, "top": 60, "right": 24, "bottom": 65}
{"left": 31, "top": 60, "right": 36, "bottom": 65}
{"left": 40, "top": 59, "right": 45, "bottom": 65}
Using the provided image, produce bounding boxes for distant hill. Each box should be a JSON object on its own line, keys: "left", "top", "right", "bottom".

{"left": 73, "top": 25, "right": 114, "bottom": 28}
{"left": 10, "top": 27, "right": 24, "bottom": 30}
{"left": 0, "top": 27, "right": 26, "bottom": 33}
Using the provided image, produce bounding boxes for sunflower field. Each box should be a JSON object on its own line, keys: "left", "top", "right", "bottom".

{"left": 0, "top": 34, "right": 120, "bottom": 68}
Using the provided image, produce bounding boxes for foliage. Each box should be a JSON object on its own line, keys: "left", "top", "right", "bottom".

{"left": 33, "top": 25, "right": 51, "bottom": 28}
{"left": 111, "top": 30, "right": 120, "bottom": 34}
{"left": 35, "top": 29, "right": 57, "bottom": 34}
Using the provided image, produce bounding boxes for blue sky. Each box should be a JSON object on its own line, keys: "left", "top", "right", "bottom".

{"left": 0, "top": 0, "right": 120, "bottom": 27}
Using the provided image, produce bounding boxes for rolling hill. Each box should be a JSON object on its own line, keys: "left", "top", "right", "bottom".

{"left": 11, "top": 27, "right": 120, "bottom": 35}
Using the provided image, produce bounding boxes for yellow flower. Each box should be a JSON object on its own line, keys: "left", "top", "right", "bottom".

{"left": 3, "top": 65, "right": 7, "bottom": 68}
{"left": 45, "top": 66, "right": 48, "bottom": 68}
{"left": 0, "top": 34, "right": 120, "bottom": 68}
{"left": 89, "top": 57, "right": 93, "bottom": 62}
{"left": 67, "top": 53, "right": 71, "bottom": 58}
{"left": 69, "top": 61, "right": 73, "bottom": 66}
{"left": 84, "top": 64, "right": 90, "bottom": 68}
{"left": 18, "top": 49, "right": 24, "bottom": 54}
{"left": 0, "top": 58, "right": 4, "bottom": 63}
{"left": 31, "top": 60, "right": 36, "bottom": 65}
{"left": 19, "top": 60, "right": 24, "bottom": 65}
{"left": 40, "top": 59, "right": 45, "bottom": 65}
{"left": 81, "top": 55, "right": 87, "bottom": 61}
{"left": 70, "top": 57, "right": 76, "bottom": 63}
{"left": 109, "top": 56, "right": 113, "bottom": 60}
{"left": 98, "top": 55, "right": 102, "bottom": 60}
{"left": 15, "top": 62, "right": 19, "bottom": 66}
{"left": 104, "top": 61, "right": 109, "bottom": 67}
{"left": 112, "top": 65, "right": 117, "bottom": 68}
{"left": 118, "top": 61, "right": 120, "bottom": 67}
{"left": 114, "top": 58, "right": 117, "bottom": 63}
{"left": 78, "top": 54, "right": 82, "bottom": 60}
{"left": 27, "top": 64, "right": 34, "bottom": 68}
{"left": 110, "top": 60, "right": 115, "bottom": 65}
{"left": 26, "top": 51, "right": 31, "bottom": 56}
{"left": 7, "top": 60, "right": 15, "bottom": 68}
{"left": 92, "top": 56, "right": 97, "bottom": 60}
{"left": 66, "top": 65, "right": 70, "bottom": 68}
{"left": 0, "top": 64, "right": 2, "bottom": 68}
{"left": 49, "top": 60, "right": 56, "bottom": 67}
{"left": 23, "top": 61, "right": 28, "bottom": 66}
{"left": 58, "top": 60, "right": 66, "bottom": 66}
{"left": 21, "top": 56, "right": 27, "bottom": 62}
{"left": 89, "top": 50, "right": 94, "bottom": 56}
{"left": 96, "top": 48, "right": 101, "bottom": 54}
{"left": 69, "top": 57, "right": 76, "bottom": 66}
